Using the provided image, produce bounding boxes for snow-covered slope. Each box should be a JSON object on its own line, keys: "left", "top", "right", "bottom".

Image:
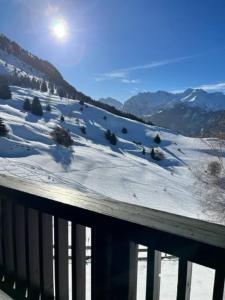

{"left": 0, "top": 86, "right": 224, "bottom": 224}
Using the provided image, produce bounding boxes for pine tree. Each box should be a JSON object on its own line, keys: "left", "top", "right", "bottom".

{"left": 41, "top": 81, "right": 48, "bottom": 92}
{"left": 121, "top": 127, "right": 128, "bottom": 134}
{"left": 151, "top": 148, "right": 155, "bottom": 160}
{"left": 0, "top": 77, "right": 11, "bottom": 99}
{"left": 31, "top": 96, "right": 43, "bottom": 116}
{"left": 110, "top": 133, "right": 117, "bottom": 145}
{"left": 105, "top": 129, "right": 111, "bottom": 140}
{"left": 46, "top": 104, "right": 51, "bottom": 112}
{"left": 0, "top": 118, "right": 8, "bottom": 136}
{"left": 154, "top": 134, "right": 161, "bottom": 144}
{"left": 60, "top": 115, "right": 65, "bottom": 122}
{"left": 23, "top": 98, "right": 31, "bottom": 111}
{"left": 142, "top": 148, "right": 146, "bottom": 155}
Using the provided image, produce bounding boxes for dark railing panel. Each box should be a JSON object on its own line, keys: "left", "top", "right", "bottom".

{"left": 146, "top": 249, "right": 161, "bottom": 300}
{"left": 0, "top": 177, "right": 225, "bottom": 300}
{"left": 14, "top": 205, "right": 27, "bottom": 293}
{"left": 71, "top": 223, "right": 86, "bottom": 300}
{"left": 41, "top": 213, "right": 54, "bottom": 300}
{"left": 212, "top": 269, "right": 225, "bottom": 300}
{"left": 27, "top": 208, "right": 41, "bottom": 299}
{"left": 176, "top": 259, "right": 192, "bottom": 300}
{"left": 54, "top": 217, "right": 69, "bottom": 300}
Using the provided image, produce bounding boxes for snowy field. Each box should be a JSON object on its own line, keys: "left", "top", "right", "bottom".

{"left": 0, "top": 86, "right": 225, "bottom": 299}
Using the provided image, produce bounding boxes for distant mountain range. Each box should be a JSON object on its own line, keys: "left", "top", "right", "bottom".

{"left": 98, "top": 97, "right": 123, "bottom": 110}
{"left": 99, "top": 89, "right": 225, "bottom": 137}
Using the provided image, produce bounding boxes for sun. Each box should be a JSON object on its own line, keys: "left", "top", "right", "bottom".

{"left": 51, "top": 19, "right": 68, "bottom": 41}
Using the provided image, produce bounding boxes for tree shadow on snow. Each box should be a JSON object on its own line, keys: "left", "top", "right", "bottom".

{"left": 50, "top": 145, "right": 75, "bottom": 171}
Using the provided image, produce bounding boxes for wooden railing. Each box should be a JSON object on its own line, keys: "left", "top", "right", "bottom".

{"left": 0, "top": 175, "right": 224, "bottom": 300}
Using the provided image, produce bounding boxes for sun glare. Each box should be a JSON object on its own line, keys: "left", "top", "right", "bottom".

{"left": 51, "top": 19, "right": 68, "bottom": 41}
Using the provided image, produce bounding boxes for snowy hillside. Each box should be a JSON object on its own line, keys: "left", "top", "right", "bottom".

{"left": 0, "top": 86, "right": 224, "bottom": 223}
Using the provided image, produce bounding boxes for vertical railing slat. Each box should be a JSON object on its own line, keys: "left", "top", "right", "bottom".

{"left": 27, "top": 208, "right": 41, "bottom": 299}
{"left": 72, "top": 223, "right": 86, "bottom": 300}
{"left": 146, "top": 249, "right": 161, "bottom": 300}
{"left": 41, "top": 213, "right": 54, "bottom": 300}
{"left": 213, "top": 269, "right": 225, "bottom": 300}
{"left": 176, "top": 259, "right": 192, "bottom": 300}
{"left": 54, "top": 217, "right": 69, "bottom": 300}
{"left": 14, "top": 204, "right": 27, "bottom": 295}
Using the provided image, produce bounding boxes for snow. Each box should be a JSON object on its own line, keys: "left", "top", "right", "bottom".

{"left": 0, "top": 86, "right": 224, "bottom": 299}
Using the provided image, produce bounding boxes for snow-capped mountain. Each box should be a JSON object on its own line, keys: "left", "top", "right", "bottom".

{"left": 98, "top": 97, "right": 123, "bottom": 110}
{"left": 123, "top": 88, "right": 225, "bottom": 137}
{"left": 124, "top": 89, "right": 225, "bottom": 117}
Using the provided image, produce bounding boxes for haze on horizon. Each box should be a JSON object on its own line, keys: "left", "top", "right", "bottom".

{"left": 1, "top": 0, "right": 225, "bottom": 102}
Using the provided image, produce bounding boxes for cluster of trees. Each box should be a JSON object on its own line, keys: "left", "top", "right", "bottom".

{"left": 23, "top": 96, "right": 43, "bottom": 116}
{"left": 105, "top": 129, "right": 117, "bottom": 145}
{"left": 50, "top": 126, "right": 73, "bottom": 147}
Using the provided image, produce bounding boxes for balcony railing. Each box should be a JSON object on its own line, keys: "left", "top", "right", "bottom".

{"left": 0, "top": 175, "right": 224, "bottom": 300}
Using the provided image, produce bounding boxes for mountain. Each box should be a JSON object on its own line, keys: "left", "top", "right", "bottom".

{"left": 123, "top": 88, "right": 225, "bottom": 137}
{"left": 99, "top": 97, "right": 123, "bottom": 110}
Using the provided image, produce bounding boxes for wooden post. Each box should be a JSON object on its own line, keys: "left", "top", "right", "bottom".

{"left": 213, "top": 268, "right": 225, "bottom": 300}
{"left": 146, "top": 249, "right": 161, "bottom": 300}
{"left": 176, "top": 259, "right": 192, "bottom": 300}
{"left": 54, "top": 217, "right": 69, "bottom": 300}
{"left": 72, "top": 223, "right": 86, "bottom": 300}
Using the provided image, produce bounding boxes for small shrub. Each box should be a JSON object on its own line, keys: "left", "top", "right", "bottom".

{"left": 80, "top": 126, "right": 86, "bottom": 134}
{"left": 80, "top": 107, "right": 83, "bottom": 112}
{"left": 50, "top": 126, "right": 73, "bottom": 147}
{"left": 23, "top": 98, "right": 31, "bottom": 111}
{"left": 121, "top": 127, "right": 128, "bottom": 134}
{"left": 151, "top": 148, "right": 164, "bottom": 161}
{"left": 60, "top": 115, "right": 65, "bottom": 122}
{"left": 142, "top": 148, "right": 146, "bottom": 155}
{"left": 31, "top": 96, "right": 43, "bottom": 116}
{"left": 154, "top": 134, "right": 161, "bottom": 144}
{"left": 79, "top": 99, "right": 84, "bottom": 106}
{"left": 46, "top": 104, "right": 51, "bottom": 112}
{"left": 105, "top": 129, "right": 117, "bottom": 145}
{"left": 133, "top": 140, "right": 142, "bottom": 145}
{"left": 208, "top": 161, "right": 222, "bottom": 177}
{"left": 103, "top": 115, "right": 107, "bottom": 120}
{"left": 0, "top": 118, "right": 8, "bottom": 136}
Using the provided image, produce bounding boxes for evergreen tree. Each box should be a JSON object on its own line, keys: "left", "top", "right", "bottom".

{"left": 121, "top": 127, "right": 128, "bottom": 134}
{"left": 154, "top": 134, "right": 161, "bottom": 144}
{"left": 151, "top": 148, "right": 155, "bottom": 160}
{"left": 105, "top": 129, "right": 111, "bottom": 140}
{"left": 58, "top": 88, "right": 65, "bottom": 99}
{"left": 0, "top": 118, "right": 8, "bottom": 136}
{"left": 60, "top": 115, "right": 65, "bottom": 122}
{"left": 142, "top": 148, "right": 146, "bottom": 155}
{"left": 46, "top": 104, "right": 51, "bottom": 112}
{"left": 79, "top": 99, "right": 84, "bottom": 106}
{"left": 41, "top": 81, "right": 48, "bottom": 92}
{"left": 80, "top": 126, "right": 86, "bottom": 134}
{"left": 110, "top": 133, "right": 117, "bottom": 145}
{"left": 0, "top": 77, "right": 11, "bottom": 99}
{"left": 23, "top": 98, "right": 31, "bottom": 111}
{"left": 31, "top": 96, "right": 43, "bottom": 116}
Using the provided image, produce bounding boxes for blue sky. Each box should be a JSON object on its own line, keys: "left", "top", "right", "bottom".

{"left": 1, "top": 0, "right": 225, "bottom": 102}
